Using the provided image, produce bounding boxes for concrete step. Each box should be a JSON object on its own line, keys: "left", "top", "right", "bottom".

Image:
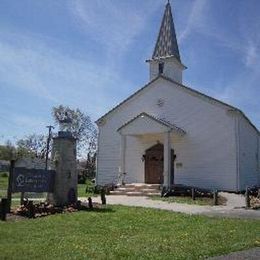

{"left": 123, "top": 184, "right": 161, "bottom": 189}
{"left": 117, "top": 187, "right": 135, "bottom": 192}
{"left": 110, "top": 191, "right": 126, "bottom": 195}
{"left": 146, "top": 192, "right": 161, "bottom": 196}
{"left": 110, "top": 190, "right": 161, "bottom": 197}
{"left": 125, "top": 192, "right": 144, "bottom": 196}
{"left": 110, "top": 183, "right": 162, "bottom": 196}
{"left": 141, "top": 188, "right": 160, "bottom": 193}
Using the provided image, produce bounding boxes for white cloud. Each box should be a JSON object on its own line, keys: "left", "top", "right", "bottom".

{"left": 68, "top": 0, "right": 161, "bottom": 61}
{"left": 0, "top": 30, "right": 135, "bottom": 118}
{"left": 179, "top": 0, "right": 208, "bottom": 43}
{"left": 245, "top": 41, "right": 259, "bottom": 68}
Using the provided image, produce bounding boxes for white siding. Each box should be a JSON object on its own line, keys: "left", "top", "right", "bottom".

{"left": 119, "top": 115, "right": 170, "bottom": 136}
{"left": 238, "top": 116, "right": 260, "bottom": 190}
{"left": 97, "top": 78, "right": 237, "bottom": 190}
{"left": 149, "top": 59, "right": 183, "bottom": 83}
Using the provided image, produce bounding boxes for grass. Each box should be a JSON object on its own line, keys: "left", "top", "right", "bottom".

{"left": 150, "top": 195, "right": 219, "bottom": 206}
{"left": 0, "top": 172, "right": 20, "bottom": 199}
{"left": 0, "top": 206, "right": 259, "bottom": 259}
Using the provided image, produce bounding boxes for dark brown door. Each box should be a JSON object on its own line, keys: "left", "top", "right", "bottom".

{"left": 145, "top": 143, "right": 164, "bottom": 184}
{"left": 145, "top": 143, "right": 176, "bottom": 185}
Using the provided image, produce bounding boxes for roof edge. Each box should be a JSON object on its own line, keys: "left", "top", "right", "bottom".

{"left": 96, "top": 76, "right": 259, "bottom": 134}
{"left": 95, "top": 76, "right": 161, "bottom": 124}
{"left": 117, "top": 112, "right": 186, "bottom": 135}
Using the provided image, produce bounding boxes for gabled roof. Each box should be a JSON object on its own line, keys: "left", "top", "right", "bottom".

{"left": 96, "top": 75, "right": 259, "bottom": 134}
{"left": 117, "top": 112, "right": 186, "bottom": 135}
{"left": 152, "top": 1, "right": 181, "bottom": 62}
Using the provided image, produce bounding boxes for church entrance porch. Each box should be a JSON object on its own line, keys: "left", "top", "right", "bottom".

{"left": 117, "top": 112, "right": 185, "bottom": 188}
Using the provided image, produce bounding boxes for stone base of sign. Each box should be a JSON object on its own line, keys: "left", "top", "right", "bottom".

{"left": 47, "top": 131, "right": 77, "bottom": 206}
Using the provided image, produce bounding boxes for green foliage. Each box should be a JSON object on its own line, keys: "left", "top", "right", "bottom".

{"left": 0, "top": 172, "right": 8, "bottom": 178}
{"left": 78, "top": 153, "right": 96, "bottom": 184}
{"left": 0, "top": 141, "right": 16, "bottom": 160}
{"left": 78, "top": 181, "right": 97, "bottom": 198}
{"left": 0, "top": 137, "right": 41, "bottom": 161}
{"left": 0, "top": 206, "right": 259, "bottom": 259}
{"left": 85, "top": 180, "right": 95, "bottom": 193}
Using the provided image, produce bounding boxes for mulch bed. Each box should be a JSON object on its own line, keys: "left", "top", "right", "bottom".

{"left": 2, "top": 199, "right": 103, "bottom": 222}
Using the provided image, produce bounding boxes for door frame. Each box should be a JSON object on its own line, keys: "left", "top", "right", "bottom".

{"left": 144, "top": 143, "right": 175, "bottom": 184}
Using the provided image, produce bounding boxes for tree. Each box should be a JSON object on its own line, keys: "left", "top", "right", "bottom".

{"left": 52, "top": 105, "right": 97, "bottom": 156}
{"left": 0, "top": 140, "right": 16, "bottom": 160}
{"left": 0, "top": 140, "right": 32, "bottom": 160}
{"left": 16, "top": 134, "right": 48, "bottom": 159}
{"left": 78, "top": 152, "right": 97, "bottom": 183}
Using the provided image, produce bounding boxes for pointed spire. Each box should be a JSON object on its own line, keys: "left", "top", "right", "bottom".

{"left": 152, "top": 1, "right": 181, "bottom": 62}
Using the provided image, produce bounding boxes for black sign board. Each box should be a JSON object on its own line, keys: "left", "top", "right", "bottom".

{"left": 12, "top": 167, "right": 55, "bottom": 193}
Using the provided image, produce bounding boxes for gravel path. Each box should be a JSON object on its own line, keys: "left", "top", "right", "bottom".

{"left": 89, "top": 194, "right": 260, "bottom": 219}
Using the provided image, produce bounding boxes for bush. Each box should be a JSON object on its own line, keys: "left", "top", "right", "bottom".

{"left": 78, "top": 175, "right": 86, "bottom": 184}
{"left": 0, "top": 172, "right": 8, "bottom": 178}
{"left": 85, "top": 180, "right": 95, "bottom": 194}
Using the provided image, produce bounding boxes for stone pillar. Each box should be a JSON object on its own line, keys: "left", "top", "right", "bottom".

{"left": 163, "top": 131, "right": 171, "bottom": 188}
{"left": 47, "top": 131, "right": 77, "bottom": 206}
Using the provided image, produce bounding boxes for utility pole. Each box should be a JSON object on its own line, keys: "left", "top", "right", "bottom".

{"left": 45, "top": 125, "right": 54, "bottom": 170}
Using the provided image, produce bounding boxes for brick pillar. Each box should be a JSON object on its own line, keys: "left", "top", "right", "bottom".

{"left": 47, "top": 131, "right": 77, "bottom": 206}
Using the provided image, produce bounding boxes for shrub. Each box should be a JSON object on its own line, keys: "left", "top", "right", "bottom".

{"left": 85, "top": 180, "right": 95, "bottom": 194}
{"left": 0, "top": 172, "right": 8, "bottom": 178}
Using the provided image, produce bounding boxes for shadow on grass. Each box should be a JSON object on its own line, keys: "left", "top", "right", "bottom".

{"left": 81, "top": 206, "right": 115, "bottom": 213}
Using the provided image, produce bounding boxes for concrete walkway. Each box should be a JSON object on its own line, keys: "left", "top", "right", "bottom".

{"left": 88, "top": 194, "right": 260, "bottom": 219}
{"left": 209, "top": 247, "right": 260, "bottom": 259}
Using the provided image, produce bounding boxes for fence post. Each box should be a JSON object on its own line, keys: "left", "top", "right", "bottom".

{"left": 7, "top": 160, "right": 15, "bottom": 213}
{"left": 20, "top": 192, "right": 25, "bottom": 205}
{"left": 28, "top": 201, "right": 35, "bottom": 218}
{"left": 245, "top": 186, "right": 250, "bottom": 208}
{"left": 191, "top": 188, "right": 196, "bottom": 200}
{"left": 0, "top": 198, "right": 8, "bottom": 221}
{"left": 88, "top": 197, "right": 93, "bottom": 209}
{"left": 101, "top": 188, "right": 106, "bottom": 205}
{"left": 213, "top": 190, "right": 218, "bottom": 206}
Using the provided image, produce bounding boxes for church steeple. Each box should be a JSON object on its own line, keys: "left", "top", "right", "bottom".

{"left": 152, "top": 1, "right": 181, "bottom": 62}
{"left": 147, "top": 1, "right": 186, "bottom": 84}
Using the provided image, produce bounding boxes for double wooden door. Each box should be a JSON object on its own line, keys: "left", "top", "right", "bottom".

{"left": 145, "top": 143, "right": 175, "bottom": 184}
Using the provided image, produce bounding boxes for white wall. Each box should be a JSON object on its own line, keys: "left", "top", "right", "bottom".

{"left": 149, "top": 58, "right": 183, "bottom": 83}
{"left": 238, "top": 116, "right": 260, "bottom": 190}
{"left": 97, "top": 77, "right": 238, "bottom": 190}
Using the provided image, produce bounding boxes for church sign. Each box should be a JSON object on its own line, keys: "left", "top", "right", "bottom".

{"left": 12, "top": 167, "right": 55, "bottom": 193}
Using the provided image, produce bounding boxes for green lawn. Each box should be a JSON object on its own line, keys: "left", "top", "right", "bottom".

{"left": 0, "top": 206, "right": 259, "bottom": 259}
{"left": 150, "top": 195, "right": 223, "bottom": 206}
{"left": 0, "top": 172, "right": 20, "bottom": 199}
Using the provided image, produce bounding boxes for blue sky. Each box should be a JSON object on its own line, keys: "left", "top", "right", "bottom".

{"left": 0, "top": 0, "right": 259, "bottom": 144}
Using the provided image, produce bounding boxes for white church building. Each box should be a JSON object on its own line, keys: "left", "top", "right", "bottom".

{"left": 96, "top": 2, "right": 259, "bottom": 192}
